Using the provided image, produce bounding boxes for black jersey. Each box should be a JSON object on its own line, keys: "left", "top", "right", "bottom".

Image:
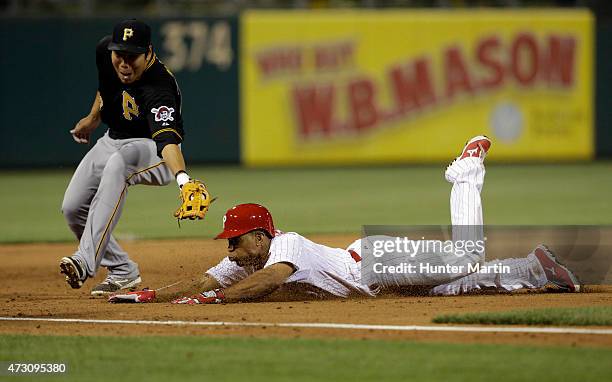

{"left": 96, "top": 36, "right": 184, "bottom": 155}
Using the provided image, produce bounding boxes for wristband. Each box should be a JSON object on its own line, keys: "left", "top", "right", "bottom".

{"left": 175, "top": 171, "right": 190, "bottom": 188}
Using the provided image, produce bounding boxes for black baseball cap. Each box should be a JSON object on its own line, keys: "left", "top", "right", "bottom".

{"left": 108, "top": 19, "right": 151, "bottom": 54}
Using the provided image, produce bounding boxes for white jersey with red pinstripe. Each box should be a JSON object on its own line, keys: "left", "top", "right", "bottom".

{"left": 207, "top": 136, "right": 549, "bottom": 297}
{"left": 206, "top": 231, "right": 375, "bottom": 298}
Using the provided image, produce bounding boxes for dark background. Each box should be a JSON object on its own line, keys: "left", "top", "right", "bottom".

{"left": 0, "top": 0, "right": 609, "bottom": 166}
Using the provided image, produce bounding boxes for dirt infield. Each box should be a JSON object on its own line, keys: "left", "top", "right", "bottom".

{"left": 1, "top": 235, "right": 611, "bottom": 347}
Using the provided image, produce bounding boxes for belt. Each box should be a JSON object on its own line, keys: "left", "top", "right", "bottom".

{"left": 348, "top": 249, "right": 361, "bottom": 263}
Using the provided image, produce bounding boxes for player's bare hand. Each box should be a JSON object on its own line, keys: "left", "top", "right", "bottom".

{"left": 70, "top": 114, "right": 100, "bottom": 144}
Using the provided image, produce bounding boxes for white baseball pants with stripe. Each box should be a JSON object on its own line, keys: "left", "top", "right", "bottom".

{"left": 431, "top": 250, "right": 548, "bottom": 295}
{"left": 61, "top": 131, "right": 173, "bottom": 279}
{"left": 356, "top": 156, "right": 486, "bottom": 287}
{"left": 434, "top": 157, "right": 547, "bottom": 295}
{"left": 354, "top": 156, "right": 547, "bottom": 294}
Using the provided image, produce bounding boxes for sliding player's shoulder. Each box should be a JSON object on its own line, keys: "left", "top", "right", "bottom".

{"left": 271, "top": 231, "right": 304, "bottom": 245}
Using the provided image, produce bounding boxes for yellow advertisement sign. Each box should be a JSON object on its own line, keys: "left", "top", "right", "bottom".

{"left": 241, "top": 10, "right": 593, "bottom": 165}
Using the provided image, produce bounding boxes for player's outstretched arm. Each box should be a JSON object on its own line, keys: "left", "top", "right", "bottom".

{"left": 70, "top": 91, "right": 102, "bottom": 144}
{"left": 161, "top": 144, "right": 213, "bottom": 221}
{"left": 108, "top": 274, "right": 223, "bottom": 304}
{"left": 160, "top": 143, "right": 186, "bottom": 177}
{"left": 171, "top": 263, "right": 295, "bottom": 304}
{"left": 224, "top": 263, "right": 295, "bottom": 302}
{"left": 156, "top": 274, "right": 222, "bottom": 302}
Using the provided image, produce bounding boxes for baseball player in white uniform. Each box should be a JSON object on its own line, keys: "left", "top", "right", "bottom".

{"left": 109, "top": 136, "right": 581, "bottom": 304}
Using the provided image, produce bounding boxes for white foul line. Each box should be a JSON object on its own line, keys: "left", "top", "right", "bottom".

{"left": 1, "top": 317, "right": 611, "bottom": 335}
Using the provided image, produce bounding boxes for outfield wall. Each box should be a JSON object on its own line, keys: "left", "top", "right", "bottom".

{"left": 0, "top": 10, "right": 607, "bottom": 167}
{"left": 241, "top": 10, "right": 594, "bottom": 165}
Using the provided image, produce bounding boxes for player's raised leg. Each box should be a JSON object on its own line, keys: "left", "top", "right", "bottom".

{"left": 445, "top": 135, "right": 491, "bottom": 227}
{"left": 445, "top": 135, "right": 491, "bottom": 266}
{"left": 360, "top": 136, "right": 492, "bottom": 288}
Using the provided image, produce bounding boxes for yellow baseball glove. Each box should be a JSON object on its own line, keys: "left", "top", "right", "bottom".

{"left": 174, "top": 179, "right": 212, "bottom": 220}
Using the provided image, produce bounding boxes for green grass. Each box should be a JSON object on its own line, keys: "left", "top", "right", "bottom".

{"left": 1, "top": 163, "right": 612, "bottom": 242}
{"left": 0, "top": 334, "right": 610, "bottom": 381}
{"left": 433, "top": 306, "right": 612, "bottom": 326}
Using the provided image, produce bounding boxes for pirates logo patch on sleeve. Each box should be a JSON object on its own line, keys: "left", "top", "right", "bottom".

{"left": 151, "top": 106, "right": 175, "bottom": 126}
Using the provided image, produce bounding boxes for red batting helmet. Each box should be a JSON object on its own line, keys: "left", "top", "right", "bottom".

{"left": 215, "top": 203, "right": 276, "bottom": 239}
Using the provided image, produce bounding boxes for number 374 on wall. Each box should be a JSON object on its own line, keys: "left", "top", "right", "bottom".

{"left": 160, "top": 20, "right": 233, "bottom": 72}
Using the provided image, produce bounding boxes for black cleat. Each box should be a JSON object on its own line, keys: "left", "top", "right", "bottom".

{"left": 60, "top": 256, "right": 87, "bottom": 289}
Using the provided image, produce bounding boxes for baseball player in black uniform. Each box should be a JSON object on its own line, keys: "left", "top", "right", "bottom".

{"left": 60, "top": 19, "right": 208, "bottom": 296}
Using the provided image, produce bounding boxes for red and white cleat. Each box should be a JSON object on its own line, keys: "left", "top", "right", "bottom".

{"left": 534, "top": 244, "right": 581, "bottom": 292}
{"left": 458, "top": 135, "right": 492, "bottom": 160}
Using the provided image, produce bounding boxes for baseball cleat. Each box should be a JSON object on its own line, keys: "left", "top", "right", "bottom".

{"left": 60, "top": 256, "right": 87, "bottom": 289}
{"left": 533, "top": 244, "right": 581, "bottom": 292}
{"left": 458, "top": 135, "right": 492, "bottom": 160}
{"left": 91, "top": 275, "right": 142, "bottom": 296}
